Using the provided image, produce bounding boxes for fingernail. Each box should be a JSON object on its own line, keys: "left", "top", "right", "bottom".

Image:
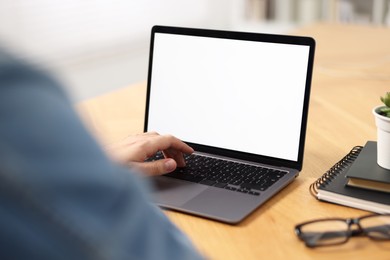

{"left": 164, "top": 159, "right": 176, "bottom": 172}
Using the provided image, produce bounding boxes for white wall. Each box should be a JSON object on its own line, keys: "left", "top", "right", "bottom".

{"left": 0, "top": 1, "right": 232, "bottom": 100}
{"left": 0, "top": 0, "right": 230, "bottom": 64}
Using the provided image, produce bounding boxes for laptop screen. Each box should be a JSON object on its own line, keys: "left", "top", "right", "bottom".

{"left": 146, "top": 26, "right": 314, "bottom": 164}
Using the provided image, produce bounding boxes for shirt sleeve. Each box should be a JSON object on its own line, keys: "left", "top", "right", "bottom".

{"left": 0, "top": 50, "right": 205, "bottom": 260}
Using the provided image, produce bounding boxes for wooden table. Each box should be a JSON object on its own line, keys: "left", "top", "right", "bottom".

{"left": 77, "top": 23, "right": 390, "bottom": 259}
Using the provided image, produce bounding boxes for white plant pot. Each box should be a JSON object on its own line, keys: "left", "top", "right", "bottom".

{"left": 373, "top": 106, "right": 390, "bottom": 170}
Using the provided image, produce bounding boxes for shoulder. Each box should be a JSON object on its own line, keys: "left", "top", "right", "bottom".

{"left": 0, "top": 47, "right": 68, "bottom": 99}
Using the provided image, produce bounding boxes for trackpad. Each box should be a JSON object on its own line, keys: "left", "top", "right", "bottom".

{"left": 150, "top": 176, "right": 207, "bottom": 207}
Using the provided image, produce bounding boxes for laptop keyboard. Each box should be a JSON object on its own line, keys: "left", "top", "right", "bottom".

{"left": 148, "top": 152, "right": 288, "bottom": 196}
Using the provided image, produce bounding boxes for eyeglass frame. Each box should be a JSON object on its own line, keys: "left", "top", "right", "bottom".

{"left": 294, "top": 213, "right": 390, "bottom": 248}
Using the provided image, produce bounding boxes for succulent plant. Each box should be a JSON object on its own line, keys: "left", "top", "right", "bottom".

{"left": 379, "top": 92, "right": 390, "bottom": 118}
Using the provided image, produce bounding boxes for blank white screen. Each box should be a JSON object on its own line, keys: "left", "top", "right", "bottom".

{"left": 148, "top": 33, "right": 310, "bottom": 161}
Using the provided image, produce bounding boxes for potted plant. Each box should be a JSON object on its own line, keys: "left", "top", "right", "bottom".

{"left": 373, "top": 92, "right": 390, "bottom": 170}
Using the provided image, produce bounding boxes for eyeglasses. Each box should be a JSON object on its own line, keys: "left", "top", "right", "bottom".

{"left": 294, "top": 213, "right": 390, "bottom": 248}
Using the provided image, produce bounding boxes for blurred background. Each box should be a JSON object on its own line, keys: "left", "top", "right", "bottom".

{"left": 1, "top": 0, "right": 389, "bottom": 101}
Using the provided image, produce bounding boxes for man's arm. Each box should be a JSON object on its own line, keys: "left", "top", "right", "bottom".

{"left": 0, "top": 50, "right": 204, "bottom": 260}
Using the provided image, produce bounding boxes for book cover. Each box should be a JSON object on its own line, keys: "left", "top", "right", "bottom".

{"left": 315, "top": 145, "right": 390, "bottom": 214}
{"left": 345, "top": 141, "right": 390, "bottom": 193}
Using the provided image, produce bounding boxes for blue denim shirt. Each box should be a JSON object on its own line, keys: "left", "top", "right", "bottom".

{"left": 0, "top": 50, "right": 204, "bottom": 260}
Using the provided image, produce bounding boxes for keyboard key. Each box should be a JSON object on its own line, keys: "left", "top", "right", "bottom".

{"left": 199, "top": 179, "right": 216, "bottom": 186}
{"left": 240, "top": 183, "right": 266, "bottom": 191}
{"left": 213, "top": 182, "right": 227, "bottom": 188}
{"left": 166, "top": 173, "right": 203, "bottom": 183}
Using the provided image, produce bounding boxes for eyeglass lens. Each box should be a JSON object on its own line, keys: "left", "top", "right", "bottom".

{"left": 298, "top": 220, "right": 349, "bottom": 247}
{"left": 360, "top": 215, "right": 390, "bottom": 240}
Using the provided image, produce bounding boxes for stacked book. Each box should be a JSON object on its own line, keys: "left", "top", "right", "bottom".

{"left": 311, "top": 141, "right": 390, "bottom": 213}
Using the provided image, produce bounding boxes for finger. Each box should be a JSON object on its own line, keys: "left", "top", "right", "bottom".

{"left": 163, "top": 149, "right": 186, "bottom": 167}
{"left": 131, "top": 158, "right": 177, "bottom": 176}
{"left": 144, "top": 134, "right": 194, "bottom": 157}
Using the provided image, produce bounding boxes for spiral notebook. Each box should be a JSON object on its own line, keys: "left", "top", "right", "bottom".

{"left": 310, "top": 144, "right": 390, "bottom": 214}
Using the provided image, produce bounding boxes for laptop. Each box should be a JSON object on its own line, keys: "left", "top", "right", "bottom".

{"left": 144, "top": 25, "right": 315, "bottom": 224}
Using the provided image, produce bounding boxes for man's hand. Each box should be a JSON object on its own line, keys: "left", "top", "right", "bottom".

{"left": 105, "top": 132, "right": 194, "bottom": 176}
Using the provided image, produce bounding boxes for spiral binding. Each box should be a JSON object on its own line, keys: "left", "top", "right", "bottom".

{"left": 309, "top": 146, "right": 364, "bottom": 198}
